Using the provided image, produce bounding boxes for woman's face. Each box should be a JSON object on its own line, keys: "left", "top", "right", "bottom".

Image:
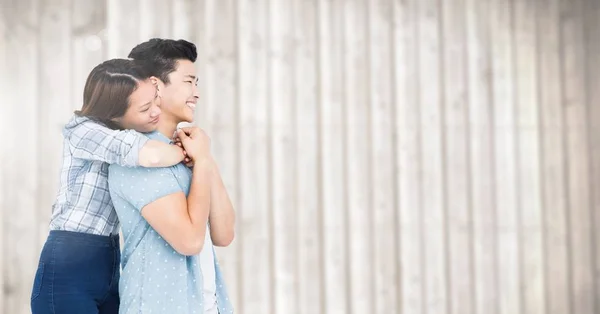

{"left": 116, "top": 79, "right": 162, "bottom": 133}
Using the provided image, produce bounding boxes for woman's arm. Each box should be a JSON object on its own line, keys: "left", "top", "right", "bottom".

{"left": 138, "top": 140, "right": 186, "bottom": 167}
{"left": 68, "top": 118, "right": 185, "bottom": 167}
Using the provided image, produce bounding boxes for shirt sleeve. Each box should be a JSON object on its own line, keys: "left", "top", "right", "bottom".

{"left": 67, "top": 119, "right": 150, "bottom": 167}
{"left": 109, "top": 165, "right": 184, "bottom": 212}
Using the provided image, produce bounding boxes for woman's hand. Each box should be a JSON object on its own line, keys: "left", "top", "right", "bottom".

{"left": 173, "top": 138, "right": 194, "bottom": 168}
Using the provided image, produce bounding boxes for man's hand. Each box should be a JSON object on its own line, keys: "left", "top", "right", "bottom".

{"left": 174, "top": 127, "right": 212, "bottom": 162}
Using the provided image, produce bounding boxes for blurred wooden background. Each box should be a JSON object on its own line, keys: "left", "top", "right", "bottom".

{"left": 0, "top": 0, "right": 599, "bottom": 313}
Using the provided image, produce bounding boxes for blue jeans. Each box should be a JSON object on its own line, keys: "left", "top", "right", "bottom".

{"left": 31, "top": 230, "right": 121, "bottom": 314}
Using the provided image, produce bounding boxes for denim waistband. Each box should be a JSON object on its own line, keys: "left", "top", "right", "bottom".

{"left": 48, "top": 230, "right": 120, "bottom": 248}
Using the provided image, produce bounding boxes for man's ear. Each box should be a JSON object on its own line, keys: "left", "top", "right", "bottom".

{"left": 149, "top": 76, "right": 160, "bottom": 87}
{"left": 149, "top": 76, "right": 163, "bottom": 97}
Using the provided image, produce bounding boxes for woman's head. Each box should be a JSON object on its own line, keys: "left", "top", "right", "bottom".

{"left": 76, "top": 58, "right": 162, "bottom": 133}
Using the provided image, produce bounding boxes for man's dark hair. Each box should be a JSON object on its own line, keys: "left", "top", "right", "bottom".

{"left": 128, "top": 38, "right": 197, "bottom": 85}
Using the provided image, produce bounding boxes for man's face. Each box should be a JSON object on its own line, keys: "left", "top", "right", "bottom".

{"left": 156, "top": 59, "right": 199, "bottom": 123}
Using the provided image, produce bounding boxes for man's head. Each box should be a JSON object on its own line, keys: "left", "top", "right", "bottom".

{"left": 128, "top": 38, "right": 199, "bottom": 124}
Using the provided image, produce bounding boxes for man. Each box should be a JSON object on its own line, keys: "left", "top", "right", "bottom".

{"left": 108, "top": 39, "right": 235, "bottom": 314}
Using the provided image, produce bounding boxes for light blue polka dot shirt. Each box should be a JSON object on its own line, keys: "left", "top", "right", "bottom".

{"left": 107, "top": 131, "right": 234, "bottom": 314}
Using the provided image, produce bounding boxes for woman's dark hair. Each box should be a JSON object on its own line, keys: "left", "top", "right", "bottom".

{"left": 75, "top": 58, "right": 152, "bottom": 129}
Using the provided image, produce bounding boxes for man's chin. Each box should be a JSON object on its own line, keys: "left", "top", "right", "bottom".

{"left": 180, "top": 112, "right": 195, "bottom": 124}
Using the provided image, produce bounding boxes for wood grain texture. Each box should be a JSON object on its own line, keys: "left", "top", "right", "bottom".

{"left": 1, "top": 1, "right": 598, "bottom": 313}
{"left": 442, "top": 0, "right": 474, "bottom": 313}
{"left": 4, "top": 0, "right": 40, "bottom": 313}
{"left": 561, "top": 0, "right": 596, "bottom": 313}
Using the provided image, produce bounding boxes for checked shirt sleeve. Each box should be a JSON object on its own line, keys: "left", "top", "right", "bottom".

{"left": 67, "top": 119, "right": 149, "bottom": 167}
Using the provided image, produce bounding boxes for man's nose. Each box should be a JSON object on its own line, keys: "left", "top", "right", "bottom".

{"left": 193, "top": 85, "right": 200, "bottom": 99}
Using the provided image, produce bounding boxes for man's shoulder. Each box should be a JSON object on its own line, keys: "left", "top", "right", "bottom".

{"left": 108, "top": 163, "right": 181, "bottom": 186}
{"left": 109, "top": 163, "right": 169, "bottom": 176}
{"left": 108, "top": 164, "right": 184, "bottom": 203}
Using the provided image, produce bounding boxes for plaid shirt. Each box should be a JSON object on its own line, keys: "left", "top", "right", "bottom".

{"left": 49, "top": 115, "right": 150, "bottom": 236}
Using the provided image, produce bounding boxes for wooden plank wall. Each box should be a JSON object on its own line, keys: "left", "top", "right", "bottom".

{"left": 0, "top": 0, "right": 598, "bottom": 313}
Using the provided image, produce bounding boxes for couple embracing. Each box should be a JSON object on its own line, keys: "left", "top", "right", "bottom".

{"left": 31, "top": 38, "right": 235, "bottom": 314}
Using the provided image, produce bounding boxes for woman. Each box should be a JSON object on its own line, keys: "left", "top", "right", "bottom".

{"left": 31, "top": 58, "right": 189, "bottom": 314}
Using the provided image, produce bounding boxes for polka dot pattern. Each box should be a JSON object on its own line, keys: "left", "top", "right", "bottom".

{"left": 107, "top": 131, "right": 234, "bottom": 313}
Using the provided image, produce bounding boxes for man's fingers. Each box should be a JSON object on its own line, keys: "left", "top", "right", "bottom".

{"left": 178, "top": 126, "right": 196, "bottom": 136}
{"left": 176, "top": 129, "right": 190, "bottom": 140}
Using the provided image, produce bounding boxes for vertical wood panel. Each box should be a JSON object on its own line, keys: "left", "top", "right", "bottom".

{"left": 561, "top": 0, "right": 596, "bottom": 313}
{"left": 418, "top": 0, "right": 448, "bottom": 313}
{"left": 203, "top": 1, "right": 240, "bottom": 311}
{"left": 139, "top": 0, "right": 172, "bottom": 40}
{"left": 4, "top": 0, "right": 40, "bottom": 312}
{"left": 343, "top": 0, "right": 373, "bottom": 312}
{"left": 316, "top": 0, "right": 348, "bottom": 312}
{"left": 393, "top": 0, "right": 423, "bottom": 312}
{"left": 38, "top": 0, "right": 72, "bottom": 252}
{"left": 514, "top": 2, "right": 546, "bottom": 313}
{"left": 202, "top": 0, "right": 222, "bottom": 137}
{"left": 293, "top": 1, "right": 322, "bottom": 313}
{"left": 0, "top": 1, "right": 7, "bottom": 311}
{"left": 171, "top": 0, "right": 195, "bottom": 40}
{"left": 268, "top": 0, "right": 298, "bottom": 312}
{"left": 539, "top": 0, "right": 571, "bottom": 313}
{"left": 441, "top": 0, "right": 474, "bottom": 313}
{"left": 106, "top": 0, "right": 140, "bottom": 58}
{"left": 491, "top": 0, "right": 521, "bottom": 313}
{"left": 71, "top": 0, "right": 106, "bottom": 112}
{"left": 193, "top": 0, "right": 208, "bottom": 129}
{"left": 368, "top": 0, "right": 398, "bottom": 312}
{"left": 466, "top": 0, "right": 498, "bottom": 313}
{"left": 237, "top": 0, "right": 271, "bottom": 312}
{"left": 584, "top": 0, "right": 600, "bottom": 310}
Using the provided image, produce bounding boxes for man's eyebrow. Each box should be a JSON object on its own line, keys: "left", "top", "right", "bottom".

{"left": 185, "top": 75, "right": 198, "bottom": 81}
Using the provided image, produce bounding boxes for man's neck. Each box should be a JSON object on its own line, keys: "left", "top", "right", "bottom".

{"left": 156, "top": 115, "right": 180, "bottom": 141}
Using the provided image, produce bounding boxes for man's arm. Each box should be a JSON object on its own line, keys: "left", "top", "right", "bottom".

{"left": 141, "top": 160, "right": 213, "bottom": 255}
{"left": 207, "top": 161, "right": 235, "bottom": 246}
{"left": 175, "top": 126, "right": 235, "bottom": 246}
{"left": 112, "top": 160, "right": 213, "bottom": 256}
{"left": 68, "top": 119, "right": 185, "bottom": 167}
